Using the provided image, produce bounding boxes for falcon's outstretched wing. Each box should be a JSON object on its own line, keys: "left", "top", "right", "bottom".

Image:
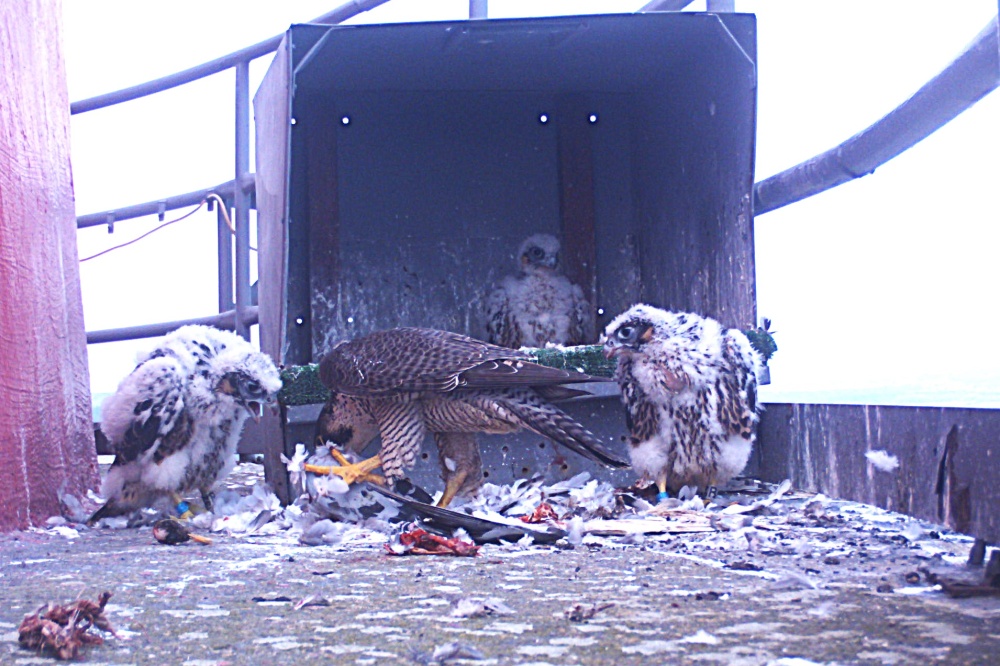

{"left": 318, "top": 327, "right": 601, "bottom": 397}
{"left": 99, "top": 354, "right": 191, "bottom": 467}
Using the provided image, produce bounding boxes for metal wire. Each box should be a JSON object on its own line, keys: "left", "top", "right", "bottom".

{"left": 79, "top": 196, "right": 257, "bottom": 263}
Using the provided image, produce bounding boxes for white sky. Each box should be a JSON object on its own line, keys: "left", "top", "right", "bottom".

{"left": 64, "top": 1, "right": 1000, "bottom": 407}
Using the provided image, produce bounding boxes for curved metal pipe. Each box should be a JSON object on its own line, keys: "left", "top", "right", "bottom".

{"left": 70, "top": 0, "right": 391, "bottom": 114}
{"left": 754, "top": 16, "right": 999, "bottom": 216}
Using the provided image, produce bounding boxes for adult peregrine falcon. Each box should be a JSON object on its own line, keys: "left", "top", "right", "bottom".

{"left": 314, "top": 327, "right": 629, "bottom": 507}
{"left": 485, "top": 233, "right": 590, "bottom": 349}
{"left": 603, "top": 305, "right": 763, "bottom": 499}
{"left": 88, "top": 325, "right": 281, "bottom": 524}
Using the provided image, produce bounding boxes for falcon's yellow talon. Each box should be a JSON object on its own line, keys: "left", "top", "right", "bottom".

{"left": 305, "top": 455, "right": 384, "bottom": 486}
{"left": 437, "top": 470, "right": 468, "bottom": 508}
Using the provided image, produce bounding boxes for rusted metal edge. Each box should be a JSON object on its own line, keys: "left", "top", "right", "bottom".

{"left": 85, "top": 306, "right": 258, "bottom": 344}
{"left": 754, "top": 403, "right": 1000, "bottom": 544}
{"left": 69, "top": 0, "right": 392, "bottom": 114}
{"left": 753, "top": 15, "right": 1000, "bottom": 216}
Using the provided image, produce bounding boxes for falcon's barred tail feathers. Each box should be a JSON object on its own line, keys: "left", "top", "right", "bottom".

{"left": 480, "top": 390, "right": 630, "bottom": 469}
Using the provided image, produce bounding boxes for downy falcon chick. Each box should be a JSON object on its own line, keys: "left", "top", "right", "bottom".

{"left": 603, "top": 305, "right": 763, "bottom": 499}
{"left": 485, "top": 233, "right": 590, "bottom": 348}
{"left": 88, "top": 325, "right": 281, "bottom": 524}
{"left": 315, "top": 327, "right": 629, "bottom": 507}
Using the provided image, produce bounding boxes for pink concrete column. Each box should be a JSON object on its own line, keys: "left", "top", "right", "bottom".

{"left": 0, "top": 0, "right": 99, "bottom": 531}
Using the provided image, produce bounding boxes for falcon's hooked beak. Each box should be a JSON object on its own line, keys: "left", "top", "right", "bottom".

{"left": 603, "top": 340, "right": 624, "bottom": 359}
{"left": 217, "top": 373, "right": 272, "bottom": 423}
{"left": 244, "top": 401, "right": 264, "bottom": 423}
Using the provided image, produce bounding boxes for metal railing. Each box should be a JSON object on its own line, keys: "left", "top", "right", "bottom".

{"left": 753, "top": 15, "right": 999, "bottom": 215}
{"left": 75, "top": 0, "right": 392, "bottom": 345}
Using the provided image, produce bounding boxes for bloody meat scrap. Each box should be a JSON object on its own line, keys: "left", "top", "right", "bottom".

{"left": 18, "top": 591, "right": 118, "bottom": 660}
{"left": 519, "top": 502, "right": 560, "bottom": 524}
{"left": 386, "top": 528, "right": 480, "bottom": 556}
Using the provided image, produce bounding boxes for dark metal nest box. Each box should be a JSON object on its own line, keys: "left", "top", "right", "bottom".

{"left": 253, "top": 12, "right": 758, "bottom": 494}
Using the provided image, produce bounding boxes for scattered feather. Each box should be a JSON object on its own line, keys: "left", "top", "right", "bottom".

{"left": 282, "top": 443, "right": 310, "bottom": 493}
{"left": 293, "top": 595, "right": 332, "bottom": 610}
{"left": 865, "top": 450, "right": 900, "bottom": 472}
{"left": 901, "top": 521, "right": 925, "bottom": 542}
{"left": 566, "top": 516, "right": 585, "bottom": 546}
{"left": 677, "top": 629, "right": 720, "bottom": 645}
{"left": 564, "top": 602, "right": 614, "bottom": 622}
{"left": 450, "top": 598, "right": 516, "bottom": 618}
{"left": 430, "top": 641, "right": 485, "bottom": 662}
{"left": 771, "top": 571, "right": 818, "bottom": 591}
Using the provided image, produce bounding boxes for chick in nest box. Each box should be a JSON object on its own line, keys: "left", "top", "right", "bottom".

{"left": 485, "top": 233, "right": 591, "bottom": 349}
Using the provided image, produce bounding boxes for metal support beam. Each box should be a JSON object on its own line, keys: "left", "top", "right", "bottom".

{"left": 707, "top": 0, "right": 735, "bottom": 12}
{"left": 754, "top": 16, "right": 1000, "bottom": 216}
{"left": 234, "top": 61, "right": 251, "bottom": 340}
{"left": 86, "top": 307, "right": 259, "bottom": 344}
{"left": 216, "top": 199, "right": 234, "bottom": 313}
{"left": 76, "top": 179, "right": 243, "bottom": 229}
{"left": 70, "top": 0, "right": 392, "bottom": 114}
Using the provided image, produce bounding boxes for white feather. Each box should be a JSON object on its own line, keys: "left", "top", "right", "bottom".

{"left": 865, "top": 449, "right": 900, "bottom": 472}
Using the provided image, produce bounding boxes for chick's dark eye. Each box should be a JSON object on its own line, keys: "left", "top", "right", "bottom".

{"left": 245, "top": 380, "right": 261, "bottom": 393}
{"left": 617, "top": 326, "right": 634, "bottom": 341}
{"left": 529, "top": 247, "right": 544, "bottom": 259}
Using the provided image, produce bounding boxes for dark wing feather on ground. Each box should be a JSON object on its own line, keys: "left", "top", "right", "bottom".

{"left": 370, "top": 485, "right": 566, "bottom": 544}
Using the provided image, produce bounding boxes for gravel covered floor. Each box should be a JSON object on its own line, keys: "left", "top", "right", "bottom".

{"left": 2, "top": 463, "right": 999, "bottom": 665}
